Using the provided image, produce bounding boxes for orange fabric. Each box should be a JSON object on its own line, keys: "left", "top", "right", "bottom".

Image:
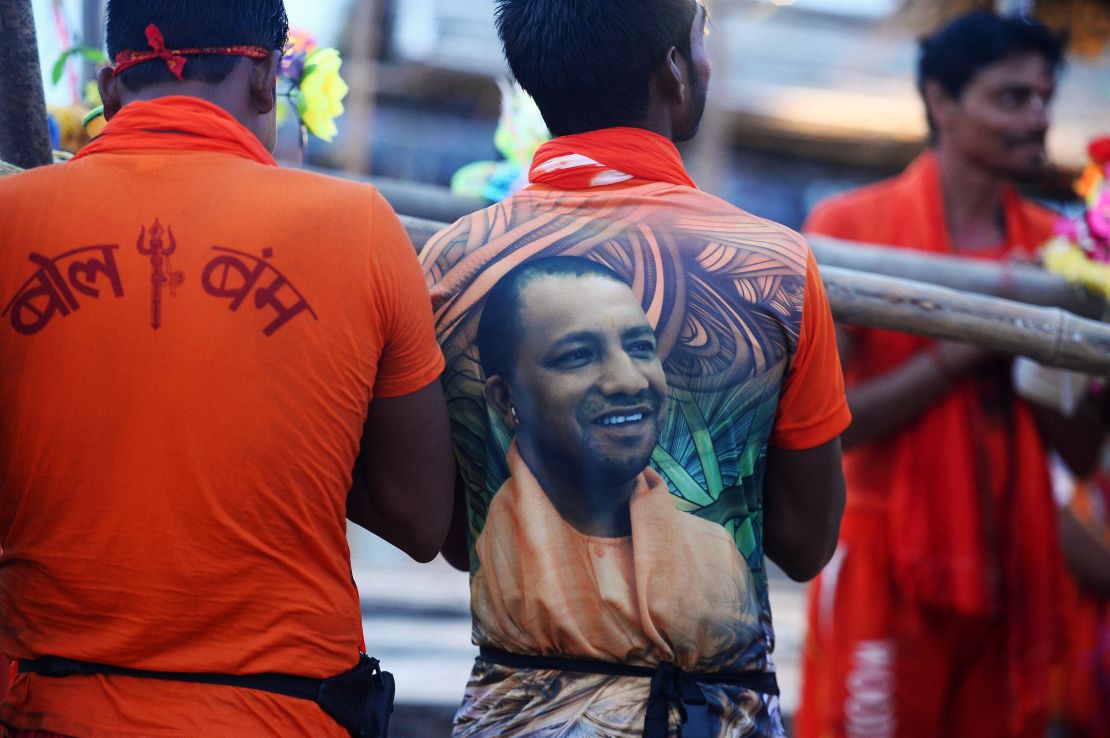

{"left": 73, "top": 96, "right": 277, "bottom": 166}
{"left": 0, "top": 98, "right": 443, "bottom": 737}
{"left": 472, "top": 443, "right": 760, "bottom": 672}
{"left": 800, "top": 152, "right": 1062, "bottom": 735}
{"left": 772, "top": 251, "right": 850, "bottom": 450}
{"left": 797, "top": 514, "right": 1042, "bottom": 738}
{"left": 529, "top": 127, "right": 698, "bottom": 189}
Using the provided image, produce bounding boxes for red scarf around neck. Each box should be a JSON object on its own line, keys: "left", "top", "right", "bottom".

{"left": 529, "top": 127, "right": 697, "bottom": 190}
{"left": 73, "top": 96, "right": 277, "bottom": 167}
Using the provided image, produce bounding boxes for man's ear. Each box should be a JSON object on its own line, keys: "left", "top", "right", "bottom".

{"left": 923, "top": 79, "right": 955, "bottom": 133}
{"left": 97, "top": 66, "right": 123, "bottom": 120}
{"left": 659, "top": 46, "right": 687, "bottom": 107}
{"left": 483, "top": 375, "right": 518, "bottom": 431}
{"left": 249, "top": 50, "right": 283, "bottom": 115}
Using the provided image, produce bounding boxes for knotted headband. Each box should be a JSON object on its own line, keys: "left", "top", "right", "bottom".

{"left": 113, "top": 23, "right": 269, "bottom": 81}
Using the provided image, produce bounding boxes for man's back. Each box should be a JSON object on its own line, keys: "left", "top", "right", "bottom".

{"left": 422, "top": 130, "right": 849, "bottom": 735}
{"left": 0, "top": 98, "right": 443, "bottom": 737}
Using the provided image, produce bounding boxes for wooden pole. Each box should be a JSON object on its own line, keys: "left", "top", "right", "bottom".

{"left": 82, "top": 0, "right": 105, "bottom": 87}
{"left": 821, "top": 265, "right": 1110, "bottom": 375}
{"left": 0, "top": 0, "right": 53, "bottom": 169}
{"left": 398, "top": 212, "right": 1110, "bottom": 375}
{"left": 340, "top": 0, "right": 381, "bottom": 175}
{"left": 809, "top": 235, "right": 1105, "bottom": 319}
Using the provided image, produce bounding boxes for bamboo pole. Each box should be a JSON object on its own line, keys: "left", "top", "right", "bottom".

{"left": 0, "top": 0, "right": 53, "bottom": 169}
{"left": 398, "top": 213, "right": 1110, "bottom": 375}
{"left": 82, "top": 0, "right": 104, "bottom": 87}
{"left": 340, "top": 0, "right": 381, "bottom": 175}
{"left": 808, "top": 235, "right": 1104, "bottom": 319}
{"left": 821, "top": 265, "right": 1110, "bottom": 374}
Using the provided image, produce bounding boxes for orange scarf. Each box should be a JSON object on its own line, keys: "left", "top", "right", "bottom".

{"left": 72, "top": 96, "right": 277, "bottom": 167}
{"left": 848, "top": 154, "right": 1062, "bottom": 731}
{"left": 529, "top": 127, "right": 697, "bottom": 190}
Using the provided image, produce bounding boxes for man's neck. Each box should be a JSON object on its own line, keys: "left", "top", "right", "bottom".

{"left": 934, "top": 146, "right": 1008, "bottom": 253}
{"left": 521, "top": 448, "right": 636, "bottom": 538}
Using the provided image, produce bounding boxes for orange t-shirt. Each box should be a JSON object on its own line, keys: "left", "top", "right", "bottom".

{"left": 0, "top": 98, "right": 444, "bottom": 737}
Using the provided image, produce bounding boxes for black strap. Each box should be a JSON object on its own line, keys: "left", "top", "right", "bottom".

{"left": 478, "top": 646, "right": 779, "bottom": 738}
{"left": 19, "top": 655, "right": 322, "bottom": 702}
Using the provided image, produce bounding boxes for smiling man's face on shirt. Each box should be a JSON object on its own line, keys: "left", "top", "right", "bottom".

{"left": 506, "top": 274, "right": 670, "bottom": 514}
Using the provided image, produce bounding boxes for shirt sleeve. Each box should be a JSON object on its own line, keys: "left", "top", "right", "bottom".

{"left": 368, "top": 190, "right": 446, "bottom": 398}
{"left": 770, "top": 249, "right": 851, "bottom": 449}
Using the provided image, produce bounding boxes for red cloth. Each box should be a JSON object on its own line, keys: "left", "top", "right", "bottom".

{"left": 73, "top": 96, "right": 277, "bottom": 167}
{"left": 529, "top": 127, "right": 697, "bottom": 190}
{"left": 803, "top": 152, "right": 1062, "bottom": 733}
{"left": 112, "top": 23, "right": 269, "bottom": 81}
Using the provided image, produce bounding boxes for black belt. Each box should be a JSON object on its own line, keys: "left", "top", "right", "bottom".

{"left": 478, "top": 646, "right": 779, "bottom": 738}
{"left": 19, "top": 653, "right": 394, "bottom": 737}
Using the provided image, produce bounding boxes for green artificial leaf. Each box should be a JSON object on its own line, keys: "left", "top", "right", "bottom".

{"left": 51, "top": 46, "right": 108, "bottom": 86}
{"left": 79, "top": 47, "right": 107, "bottom": 63}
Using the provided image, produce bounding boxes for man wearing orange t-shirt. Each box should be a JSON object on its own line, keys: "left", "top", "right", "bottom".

{"left": 0, "top": 1, "right": 455, "bottom": 736}
{"left": 421, "top": 1, "right": 850, "bottom": 735}
{"left": 796, "top": 12, "right": 1066, "bottom": 738}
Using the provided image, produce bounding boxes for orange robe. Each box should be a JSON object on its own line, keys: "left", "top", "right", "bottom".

{"left": 797, "top": 152, "right": 1062, "bottom": 738}
{"left": 472, "top": 444, "right": 761, "bottom": 671}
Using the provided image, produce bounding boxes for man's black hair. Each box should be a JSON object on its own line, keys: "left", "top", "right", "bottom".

{"left": 105, "top": 0, "right": 289, "bottom": 90}
{"left": 494, "top": 0, "right": 698, "bottom": 137}
{"left": 918, "top": 11, "right": 1065, "bottom": 134}
{"left": 476, "top": 256, "right": 627, "bottom": 380}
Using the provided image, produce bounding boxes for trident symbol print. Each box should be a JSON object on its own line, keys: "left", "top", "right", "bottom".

{"left": 136, "top": 219, "right": 185, "bottom": 330}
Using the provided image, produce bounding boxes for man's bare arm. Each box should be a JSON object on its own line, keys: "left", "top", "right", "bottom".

{"left": 839, "top": 328, "right": 992, "bottom": 449}
{"left": 1058, "top": 507, "right": 1110, "bottom": 597}
{"left": 439, "top": 470, "right": 470, "bottom": 571}
{"left": 348, "top": 379, "right": 456, "bottom": 563}
{"left": 763, "top": 437, "right": 846, "bottom": 582}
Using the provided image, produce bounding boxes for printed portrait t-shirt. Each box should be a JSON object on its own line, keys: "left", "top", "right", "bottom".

{"left": 421, "top": 127, "right": 850, "bottom": 737}
{"left": 0, "top": 97, "right": 444, "bottom": 737}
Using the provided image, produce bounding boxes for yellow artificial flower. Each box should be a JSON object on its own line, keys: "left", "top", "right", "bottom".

{"left": 1043, "top": 238, "right": 1110, "bottom": 302}
{"left": 298, "top": 48, "right": 348, "bottom": 143}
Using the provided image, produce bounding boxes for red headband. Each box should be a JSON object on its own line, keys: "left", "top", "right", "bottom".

{"left": 113, "top": 23, "right": 269, "bottom": 81}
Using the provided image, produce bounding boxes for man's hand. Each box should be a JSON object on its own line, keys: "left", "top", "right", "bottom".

{"left": 840, "top": 329, "right": 996, "bottom": 449}
{"left": 763, "top": 437, "right": 846, "bottom": 581}
{"left": 348, "top": 379, "right": 456, "bottom": 563}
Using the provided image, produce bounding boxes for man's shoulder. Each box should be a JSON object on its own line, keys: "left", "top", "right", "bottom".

{"left": 422, "top": 187, "right": 812, "bottom": 274}
{"left": 0, "top": 160, "right": 61, "bottom": 194}
{"left": 677, "top": 188, "right": 812, "bottom": 263}
{"left": 805, "top": 170, "right": 915, "bottom": 236}
{"left": 259, "top": 166, "right": 384, "bottom": 206}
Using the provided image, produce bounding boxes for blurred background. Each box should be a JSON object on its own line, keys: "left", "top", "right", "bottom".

{"left": 27, "top": 0, "right": 1110, "bottom": 733}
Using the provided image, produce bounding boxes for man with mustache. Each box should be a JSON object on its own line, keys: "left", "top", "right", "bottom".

{"left": 468, "top": 256, "right": 761, "bottom": 736}
{"left": 797, "top": 11, "right": 1066, "bottom": 738}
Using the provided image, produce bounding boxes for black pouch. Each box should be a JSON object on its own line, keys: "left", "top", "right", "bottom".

{"left": 317, "top": 653, "right": 396, "bottom": 738}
